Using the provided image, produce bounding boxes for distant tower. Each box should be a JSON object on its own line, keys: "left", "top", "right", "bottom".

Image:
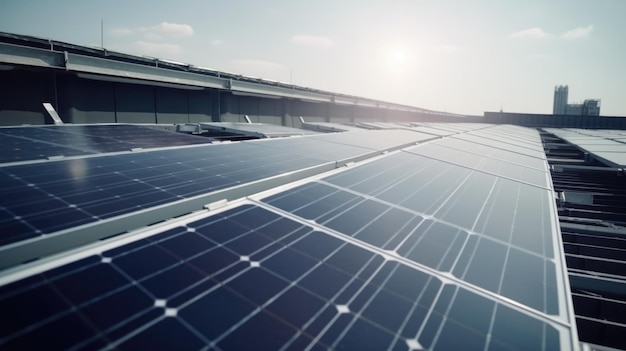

{"left": 553, "top": 85, "right": 568, "bottom": 115}
{"left": 582, "top": 99, "right": 601, "bottom": 116}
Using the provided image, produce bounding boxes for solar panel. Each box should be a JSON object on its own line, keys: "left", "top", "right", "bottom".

{"left": 452, "top": 133, "right": 547, "bottom": 159}
{"left": 312, "top": 129, "right": 437, "bottom": 150}
{"left": 408, "top": 126, "right": 456, "bottom": 137}
{"left": 429, "top": 137, "right": 548, "bottom": 171}
{"left": 0, "top": 202, "right": 573, "bottom": 350}
{"left": 200, "top": 122, "right": 318, "bottom": 138}
{"left": 0, "top": 143, "right": 322, "bottom": 247}
{"left": 467, "top": 130, "right": 545, "bottom": 153}
{"left": 262, "top": 152, "right": 562, "bottom": 315}
{"left": 0, "top": 129, "right": 97, "bottom": 163}
{"left": 405, "top": 143, "right": 550, "bottom": 188}
{"left": 0, "top": 125, "right": 213, "bottom": 164}
{"left": 300, "top": 122, "right": 366, "bottom": 133}
{"left": 0, "top": 131, "right": 430, "bottom": 252}
{"left": 544, "top": 128, "right": 626, "bottom": 167}
{"left": 0, "top": 124, "right": 581, "bottom": 350}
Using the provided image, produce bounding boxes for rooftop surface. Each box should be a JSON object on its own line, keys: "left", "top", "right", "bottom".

{"left": 3, "top": 122, "right": 622, "bottom": 350}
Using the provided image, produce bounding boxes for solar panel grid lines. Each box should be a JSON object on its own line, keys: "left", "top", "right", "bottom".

{"left": 0, "top": 124, "right": 214, "bottom": 164}
{"left": 0, "top": 162, "right": 346, "bottom": 271}
{"left": 429, "top": 137, "right": 549, "bottom": 171}
{"left": 253, "top": 129, "right": 573, "bottom": 320}
{"left": 1, "top": 205, "right": 404, "bottom": 350}
{"left": 0, "top": 137, "right": 220, "bottom": 170}
{"left": 310, "top": 129, "right": 440, "bottom": 151}
{"left": 544, "top": 128, "right": 626, "bottom": 167}
{"left": 0, "top": 123, "right": 582, "bottom": 350}
{"left": 0, "top": 130, "right": 97, "bottom": 164}
{"left": 0, "top": 141, "right": 324, "bottom": 246}
{"left": 250, "top": 195, "right": 568, "bottom": 350}
{"left": 0, "top": 131, "right": 437, "bottom": 268}
{"left": 452, "top": 132, "right": 547, "bottom": 160}
{"left": 403, "top": 145, "right": 551, "bottom": 190}
{"left": 0, "top": 199, "right": 574, "bottom": 350}
{"left": 313, "top": 156, "right": 553, "bottom": 257}
{"left": 260, "top": 175, "right": 563, "bottom": 317}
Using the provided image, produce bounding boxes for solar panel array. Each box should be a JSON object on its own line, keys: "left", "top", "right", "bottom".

{"left": 0, "top": 124, "right": 212, "bottom": 164}
{"left": 540, "top": 129, "right": 626, "bottom": 350}
{"left": 200, "top": 122, "right": 319, "bottom": 138}
{"left": 0, "top": 124, "right": 580, "bottom": 350}
{"left": 544, "top": 128, "right": 626, "bottom": 167}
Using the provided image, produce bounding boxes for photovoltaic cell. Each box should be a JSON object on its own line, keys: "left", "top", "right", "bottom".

{"left": 0, "top": 204, "right": 567, "bottom": 350}
{"left": 545, "top": 128, "right": 626, "bottom": 167}
{"left": 0, "top": 131, "right": 93, "bottom": 163}
{"left": 405, "top": 143, "right": 550, "bottom": 188}
{"left": 260, "top": 127, "right": 565, "bottom": 321}
{"left": 312, "top": 129, "right": 436, "bottom": 150}
{"left": 452, "top": 133, "right": 547, "bottom": 159}
{"left": 0, "top": 123, "right": 578, "bottom": 350}
{"left": 431, "top": 137, "right": 548, "bottom": 171}
{"left": 263, "top": 178, "right": 559, "bottom": 315}
{"left": 200, "top": 122, "right": 318, "bottom": 138}
{"left": 0, "top": 130, "right": 433, "bottom": 247}
{"left": 0, "top": 124, "right": 212, "bottom": 163}
{"left": 0, "top": 142, "right": 325, "bottom": 246}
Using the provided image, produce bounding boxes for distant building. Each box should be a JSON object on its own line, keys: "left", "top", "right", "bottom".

{"left": 553, "top": 85, "right": 568, "bottom": 114}
{"left": 566, "top": 103, "right": 582, "bottom": 116}
{"left": 553, "top": 85, "right": 601, "bottom": 116}
{"left": 582, "top": 99, "right": 601, "bottom": 116}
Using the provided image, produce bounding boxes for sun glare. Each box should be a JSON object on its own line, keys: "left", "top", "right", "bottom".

{"left": 386, "top": 48, "right": 408, "bottom": 66}
{"left": 382, "top": 46, "right": 413, "bottom": 73}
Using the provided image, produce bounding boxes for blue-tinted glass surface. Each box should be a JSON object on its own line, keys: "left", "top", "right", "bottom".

{"left": 0, "top": 203, "right": 566, "bottom": 350}
{"left": 0, "top": 127, "right": 437, "bottom": 246}
{"left": 0, "top": 125, "right": 213, "bottom": 164}
{"left": 263, "top": 141, "right": 560, "bottom": 316}
{"left": 0, "top": 139, "right": 334, "bottom": 246}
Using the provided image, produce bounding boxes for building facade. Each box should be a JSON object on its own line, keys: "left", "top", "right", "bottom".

{"left": 553, "top": 85, "right": 569, "bottom": 114}
{"left": 582, "top": 99, "right": 600, "bottom": 116}
{"left": 553, "top": 85, "right": 601, "bottom": 116}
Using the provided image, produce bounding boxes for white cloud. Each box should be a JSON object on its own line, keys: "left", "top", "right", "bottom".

{"left": 110, "top": 28, "right": 132, "bottom": 36}
{"left": 210, "top": 39, "right": 223, "bottom": 46}
{"left": 133, "top": 41, "right": 181, "bottom": 55}
{"left": 140, "top": 22, "right": 194, "bottom": 39}
{"left": 291, "top": 34, "right": 333, "bottom": 48}
{"left": 561, "top": 25, "right": 593, "bottom": 39}
{"left": 507, "top": 27, "right": 550, "bottom": 40}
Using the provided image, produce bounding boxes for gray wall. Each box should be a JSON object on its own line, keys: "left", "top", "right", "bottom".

{"left": 62, "top": 77, "right": 116, "bottom": 123}
{"left": 0, "top": 67, "right": 473, "bottom": 127}
{"left": 484, "top": 112, "right": 626, "bottom": 129}
{"left": 0, "top": 69, "right": 56, "bottom": 125}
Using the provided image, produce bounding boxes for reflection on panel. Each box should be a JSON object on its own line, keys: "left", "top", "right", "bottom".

{"left": 406, "top": 143, "right": 549, "bottom": 188}
{"left": 0, "top": 124, "right": 213, "bottom": 163}
{"left": 0, "top": 204, "right": 566, "bottom": 350}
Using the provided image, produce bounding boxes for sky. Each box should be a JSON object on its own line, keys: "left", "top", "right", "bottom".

{"left": 1, "top": 0, "right": 625, "bottom": 116}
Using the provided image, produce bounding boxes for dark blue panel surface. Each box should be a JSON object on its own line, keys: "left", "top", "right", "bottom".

{"left": 263, "top": 150, "right": 561, "bottom": 316}
{"left": 0, "top": 124, "right": 213, "bottom": 163}
{"left": 0, "top": 139, "right": 333, "bottom": 246}
{"left": 0, "top": 204, "right": 562, "bottom": 350}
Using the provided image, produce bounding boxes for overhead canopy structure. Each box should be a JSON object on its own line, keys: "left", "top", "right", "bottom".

{"left": 0, "top": 123, "right": 583, "bottom": 350}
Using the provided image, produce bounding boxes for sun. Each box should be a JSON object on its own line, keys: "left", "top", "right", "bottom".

{"left": 382, "top": 46, "right": 413, "bottom": 73}
{"left": 385, "top": 48, "right": 408, "bottom": 66}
